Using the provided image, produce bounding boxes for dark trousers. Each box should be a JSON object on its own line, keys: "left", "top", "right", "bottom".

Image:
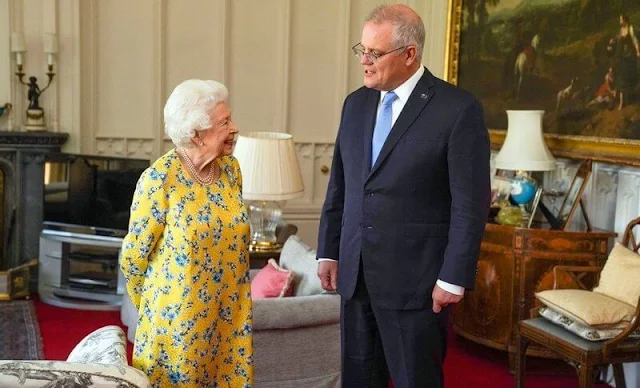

{"left": 340, "top": 263, "right": 449, "bottom": 388}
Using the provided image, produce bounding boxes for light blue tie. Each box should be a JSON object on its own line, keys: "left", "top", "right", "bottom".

{"left": 371, "top": 91, "right": 397, "bottom": 168}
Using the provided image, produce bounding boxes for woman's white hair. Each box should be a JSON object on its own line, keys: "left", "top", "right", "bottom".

{"left": 164, "top": 79, "right": 229, "bottom": 148}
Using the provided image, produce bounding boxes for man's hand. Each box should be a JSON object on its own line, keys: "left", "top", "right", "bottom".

{"left": 432, "top": 284, "right": 463, "bottom": 313}
{"left": 317, "top": 261, "right": 338, "bottom": 291}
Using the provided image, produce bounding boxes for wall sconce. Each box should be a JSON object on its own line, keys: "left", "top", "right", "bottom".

{"left": 0, "top": 103, "right": 12, "bottom": 117}
{"left": 11, "top": 32, "right": 57, "bottom": 131}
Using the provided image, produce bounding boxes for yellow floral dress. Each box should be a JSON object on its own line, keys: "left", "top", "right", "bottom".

{"left": 120, "top": 149, "right": 253, "bottom": 387}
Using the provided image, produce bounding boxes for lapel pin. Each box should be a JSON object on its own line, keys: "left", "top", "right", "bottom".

{"left": 421, "top": 93, "right": 428, "bottom": 99}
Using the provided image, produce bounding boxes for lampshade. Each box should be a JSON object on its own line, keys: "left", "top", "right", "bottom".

{"left": 11, "top": 32, "right": 26, "bottom": 52}
{"left": 233, "top": 132, "right": 304, "bottom": 201}
{"left": 495, "top": 110, "right": 556, "bottom": 171}
{"left": 43, "top": 33, "right": 58, "bottom": 54}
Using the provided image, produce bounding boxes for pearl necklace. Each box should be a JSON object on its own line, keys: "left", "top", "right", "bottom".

{"left": 178, "top": 148, "right": 218, "bottom": 185}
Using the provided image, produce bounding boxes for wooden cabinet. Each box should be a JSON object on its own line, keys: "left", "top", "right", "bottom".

{"left": 452, "top": 223, "right": 616, "bottom": 363}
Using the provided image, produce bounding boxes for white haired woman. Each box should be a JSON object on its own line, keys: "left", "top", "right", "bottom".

{"left": 120, "top": 79, "right": 252, "bottom": 387}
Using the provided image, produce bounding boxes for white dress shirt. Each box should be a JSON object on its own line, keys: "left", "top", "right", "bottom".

{"left": 318, "top": 66, "right": 464, "bottom": 297}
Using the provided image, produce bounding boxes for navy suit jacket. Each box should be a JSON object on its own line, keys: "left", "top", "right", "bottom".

{"left": 317, "top": 68, "right": 491, "bottom": 310}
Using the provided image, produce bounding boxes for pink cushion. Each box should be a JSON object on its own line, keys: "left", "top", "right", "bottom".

{"left": 251, "top": 259, "right": 295, "bottom": 298}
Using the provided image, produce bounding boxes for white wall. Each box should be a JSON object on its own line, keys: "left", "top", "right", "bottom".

{"left": 0, "top": 0, "right": 448, "bottom": 247}
{"left": 0, "top": 0, "right": 638, "bottom": 248}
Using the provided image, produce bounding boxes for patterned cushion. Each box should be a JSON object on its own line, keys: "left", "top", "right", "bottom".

{"left": 535, "top": 289, "right": 635, "bottom": 327}
{"left": 593, "top": 242, "right": 640, "bottom": 307}
{"left": 538, "top": 307, "right": 640, "bottom": 342}
{"left": 67, "top": 325, "right": 127, "bottom": 368}
{"left": 279, "top": 235, "right": 327, "bottom": 297}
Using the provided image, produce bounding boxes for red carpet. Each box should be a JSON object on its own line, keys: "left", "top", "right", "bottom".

{"left": 34, "top": 298, "right": 610, "bottom": 387}
{"left": 34, "top": 298, "right": 132, "bottom": 363}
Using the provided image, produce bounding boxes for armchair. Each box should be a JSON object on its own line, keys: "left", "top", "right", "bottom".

{"left": 0, "top": 325, "right": 150, "bottom": 387}
{"left": 516, "top": 217, "right": 640, "bottom": 388}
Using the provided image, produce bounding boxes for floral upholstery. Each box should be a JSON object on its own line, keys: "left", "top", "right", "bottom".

{"left": 539, "top": 307, "right": 640, "bottom": 342}
{"left": 0, "top": 326, "right": 150, "bottom": 388}
{"left": 67, "top": 325, "right": 128, "bottom": 370}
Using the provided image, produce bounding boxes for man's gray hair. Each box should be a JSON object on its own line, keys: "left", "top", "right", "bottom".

{"left": 365, "top": 4, "right": 425, "bottom": 61}
{"left": 164, "top": 79, "right": 228, "bottom": 148}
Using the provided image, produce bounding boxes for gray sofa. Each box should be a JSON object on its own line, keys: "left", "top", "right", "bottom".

{"left": 120, "top": 235, "right": 341, "bottom": 388}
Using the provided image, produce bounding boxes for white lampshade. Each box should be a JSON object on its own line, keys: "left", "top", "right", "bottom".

{"left": 11, "top": 32, "right": 26, "bottom": 52}
{"left": 495, "top": 110, "right": 556, "bottom": 171}
{"left": 233, "top": 132, "right": 304, "bottom": 201}
{"left": 43, "top": 33, "right": 58, "bottom": 54}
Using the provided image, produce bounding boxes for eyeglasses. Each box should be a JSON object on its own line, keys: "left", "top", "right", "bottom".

{"left": 351, "top": 43, "right": 407, "bottom": 62}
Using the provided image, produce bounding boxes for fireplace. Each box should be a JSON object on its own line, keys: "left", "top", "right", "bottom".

{"left": 0, "top": 131, "right": 68, "bottom": 274}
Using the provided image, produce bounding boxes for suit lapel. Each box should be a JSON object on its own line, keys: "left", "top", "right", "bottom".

{"left": 363, "top": 89, "right": 380, "bottom": 180}
{"left": 367, "top": 69, "right": 436, "bottom": 181}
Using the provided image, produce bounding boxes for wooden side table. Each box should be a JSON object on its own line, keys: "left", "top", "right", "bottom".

{"left": 452, "top": 222, "right": 616, "bottom": 368}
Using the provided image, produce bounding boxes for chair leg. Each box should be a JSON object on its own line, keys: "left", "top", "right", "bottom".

{"left": 612, "top": 364, "right": 626, "bottom": 388}
{"left": 515, "top": 335, "right": 531, "bottom": 388}
{"left": 577, "top": 364, "right": 594, "bottom": 388}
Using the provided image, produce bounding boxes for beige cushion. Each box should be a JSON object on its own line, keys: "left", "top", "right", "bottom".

{"left": 535, "top": 289, "right": 635, "bottom": 328}
{"left": 593, "top": 242, "right": 640, "bottom": 307}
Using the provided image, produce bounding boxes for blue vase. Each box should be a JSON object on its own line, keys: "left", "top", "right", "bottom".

{"left": 510, "top": 176, "right": 537, "bottom": 205}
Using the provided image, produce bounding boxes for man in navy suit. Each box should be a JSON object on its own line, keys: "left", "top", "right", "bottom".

{"left": 317, "top": 4, "right": 491, "bottom": 388}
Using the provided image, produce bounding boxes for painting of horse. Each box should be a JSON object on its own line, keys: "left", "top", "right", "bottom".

{"left": 447, "top": 0, "right": 640, "bottom": 163}
{"left": 514, "top": 34, "right": 539, "bottom": 100}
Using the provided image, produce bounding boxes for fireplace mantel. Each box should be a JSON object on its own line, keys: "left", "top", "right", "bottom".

{"left": 0, "top": 131, "right": 68, "bottom": 147}
{"left": 0, "top": 130, "right": 68, "bottom": 272}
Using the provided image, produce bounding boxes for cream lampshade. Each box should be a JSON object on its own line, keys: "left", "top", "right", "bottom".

{"left": 495, "top": 110, "right": 556, "bottom": 171}
{"left": 11, "top": 32, "right": 26, "bottom": 66}
{"left": 233, "top": 132, "right": 304, "bottom": 251}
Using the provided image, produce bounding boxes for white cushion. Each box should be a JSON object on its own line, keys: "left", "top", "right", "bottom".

{"left": 279, "top": 236, "right": 326, "bottom": 297}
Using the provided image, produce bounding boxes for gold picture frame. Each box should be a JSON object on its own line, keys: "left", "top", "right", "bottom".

{"left": 444, "top": 0, "right": 640, "bottom": 167}
{"left": 0, "top": 259, "right": 38, "bottom": 300}
{"left": 555, "top": 160, "right": 593, "bottom": 230}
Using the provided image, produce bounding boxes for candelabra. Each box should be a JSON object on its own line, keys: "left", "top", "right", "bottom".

{"left": 11, "top": 32, "right": 57, "bottom": 131}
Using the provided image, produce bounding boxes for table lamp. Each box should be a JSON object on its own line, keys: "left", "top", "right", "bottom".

{"left": 233, "top": 132, "right": 304, "bottom": 252}
{"left": 495, "top": 110, "right": 556, "bottom": 216}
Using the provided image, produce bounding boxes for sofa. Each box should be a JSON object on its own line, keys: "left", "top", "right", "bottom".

{"left": 120, "top": 235, "right": 341, "bottom": 388}
{"left": 0, "top": 325, "right": 150, "bottom": 387}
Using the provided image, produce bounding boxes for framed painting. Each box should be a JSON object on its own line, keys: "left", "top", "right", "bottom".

{"left": 444, "top": 0, "right": 640, "bottom": 166}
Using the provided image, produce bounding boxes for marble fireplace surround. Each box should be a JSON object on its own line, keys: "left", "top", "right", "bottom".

{"left": 0, "top": 131, "right": 68, "bottom": 272}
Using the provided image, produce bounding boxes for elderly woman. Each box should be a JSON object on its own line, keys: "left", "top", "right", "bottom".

{"left": 120, "top": 79, "right": 252, "bottom": 387}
